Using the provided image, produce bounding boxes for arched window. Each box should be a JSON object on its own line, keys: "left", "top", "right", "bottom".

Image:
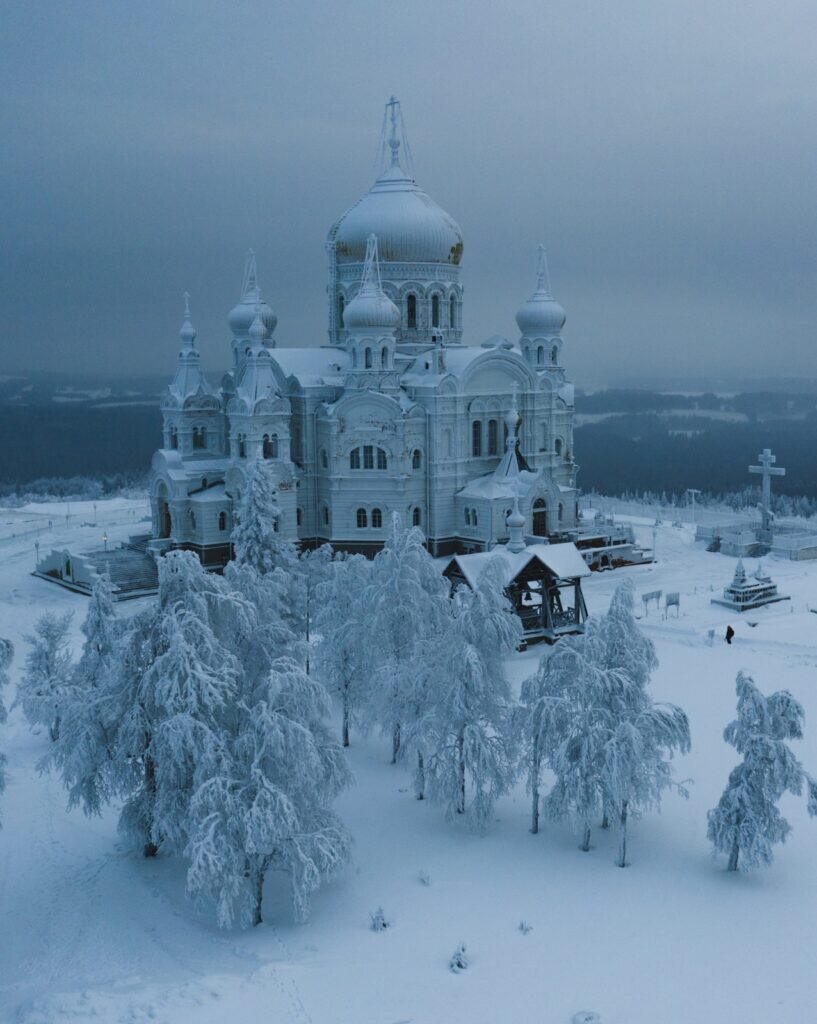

{"left": 350, "top": 448, "right": 360, "bottom": 469}
{"left": 377, "top": 448, "right": 387, "bottom": 470}
{"left": 323, "top": 505, "right": 329, "bottom": 526}
{"left": 201, "top": 478, "right": 208, "bottom": 490}
{"left": 537, "top": 346, "right": 544, "bottom": 367}
{"left": 218, "top": 511, "right": 227, "bottom": 531}
{"left": 472, "top": 509, "right": 478, "bottom": 526}
{"left": 558, "top": 502, "right": 564, "bottom": 523}
{"left": 364, "top": 347, "right": 372, "bottom": 369}
{"left": 449, "top": 294, "right": 456, "bottom": 329}
{"left": 190, "top": 510, "right": 196, "bottom": 530}
{"left": 296, "top": 506, "right": 302, "bottom": 527}
{"left": 555, "top": 438, "right": 563, "bottom": 457}
{"left": 338, "top": 294, "right": 345, "bottom": 327}
{"left": 351, "top": 349, "right": 357, "bottom": 368}
{"left": 321, "top": 448, "right": 328, "bottom": 469}
{"left": 237, "top": 434, "right": 247, "bottom": 458}
{"left": 169, "top": 426, "right": 178, "bottom": 450}
{"left": 472, "top": 420, "right": 482, "bottom": 457}
{"left": 412, "top": 507, "right": 421, "bottom": 527}
{"left": 372, "top": 507, "right": 383, "bottom": 528}
{"left": 193, "top": 426, "right": 207, "bottom": 450}
{"left": 465, "top": 508, "right": 471, "bottom": 525}
{"left": 488, "top": 419, "right": 498, "bottom": 455}
{"left": 412, "top": 449, "right": 422, "bottom": 470}
{"left": 540, "top": 424, "right": 548, "bottom": 451}
{"left": 407, "top": 293, "right": 417, "bottom": 329}
{"left": 263, "top": 434, "right": 278, "bottom": 459}
{"left": 356, "top": 508, "right": 368, "bottom": 529}
{"left": 381, "top": 346, "right": 389, "bottom": 369}
{"left": 552, "top": 345, "right": 558, "bottom": 364}
{"left": 533, "top": 498, "right": 547, "bottom": 537}
{"left": 431, "top": 294, "right": 440, "bottom": 328}
{"left": 363, "top": 445, "right": 374, "bottom": 469}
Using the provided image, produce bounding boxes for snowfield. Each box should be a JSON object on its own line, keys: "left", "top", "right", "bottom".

{"left": 1, "top": 499, "right": 816, "bottom": 1024}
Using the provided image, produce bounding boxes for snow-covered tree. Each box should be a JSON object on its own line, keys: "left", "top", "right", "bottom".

{"left": 519, "top": 586, "right": 690, "bottom": 862}
{"left": 415, "top": 559, "right": 520, "bottom": 825}
{"left": 315, "top": 553, "right": 371, "bottom": 746}
{"left": 186, "top": 654, "right": 352, "bottom": 928}
{"left": 517, "top": 635, "right": 606, "bottom": 841}
{"left": 44, "top": 574, "right": 120, "bottom": 816}
{"left": 116, "top": 551, "right": 241, "bottom": 857}
{"left": 299, "top": 544, "right": 334, "bottom": 674}
{"left": 0, "top": 638, "right": 13, "bottom": 823}
{"left": 17, "top": 611, "right": 74, "bottom": 740}
{"left": 362, "top": 513, "right": 449, "bottom": 764}
{"left": 707, "top": 672, "right": 817, "bottom": 871}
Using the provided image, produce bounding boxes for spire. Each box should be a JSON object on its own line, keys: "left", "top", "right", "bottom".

{"left": 241, "top": 249, "right": 259, "bottom": 300}
{"left": 360, "top": 234, "right": 384, "bottom": 295}
{"left": 536, "top": 244, "right": 552, "bottom": 296}
{"left": 249, "top": 302, "right": 266, "bottom": 347}
{"left": 179, "top": 291, "right": 196, "bottom": 348}
{"left": 373, "top": 96, "right": 414, "bottom": 179}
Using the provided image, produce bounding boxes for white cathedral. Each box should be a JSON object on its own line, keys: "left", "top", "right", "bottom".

{"left": 149, "top": 100, "right": 578, "bottom": 564}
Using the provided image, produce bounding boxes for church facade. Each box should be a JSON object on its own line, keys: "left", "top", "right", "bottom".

{"left": 149, "top": 100, "right": 578, "bottom": 564}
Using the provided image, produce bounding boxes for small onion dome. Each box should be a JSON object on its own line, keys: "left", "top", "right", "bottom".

{"left": 516, "top": 245, "right": 566, "bottom": 336}
{"left": 228, "top": 293, "right": 277, "bottom": 339}
{"left": 343, "top": 288, "right": 400, "bottom": 331}
{"left": 228, "top": 250, "right": 277, "bottom": 339}
{"left": 249, "top": 309, "right": 267, "bottom": 346}
{"left": 342, "top": 234, "right": 401, "bottom": 331}
{"left": 516, "top": 289, "right": 566, "bottom": 336}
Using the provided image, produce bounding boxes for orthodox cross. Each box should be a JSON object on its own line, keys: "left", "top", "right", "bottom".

{"left": 749, "top": 448, "right": 785, "bottom": 534}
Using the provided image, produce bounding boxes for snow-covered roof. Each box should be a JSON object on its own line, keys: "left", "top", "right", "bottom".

{"left": 445, "top": 542, "right": 589, "bottom": 588}
{"left": 457, "top": 467, "right": 540, "bottom": 500}
{"left": 189, "top": 484, "right": 227, "bottom": 504}
{"left": 272, "top": 347, "right": 350, "bottom": 386}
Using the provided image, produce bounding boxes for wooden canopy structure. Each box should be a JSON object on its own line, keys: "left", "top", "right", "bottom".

{"left": 442, "top": 542, "right": 590, "bottom": 645}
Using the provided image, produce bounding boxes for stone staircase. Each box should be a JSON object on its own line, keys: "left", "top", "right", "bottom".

{"left": 85, "top": 540, "right": 159, "bottom": 600}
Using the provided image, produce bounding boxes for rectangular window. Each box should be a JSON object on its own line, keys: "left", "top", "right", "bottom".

{"left": 363, "top": 445, "right": 374, "bottom": 469}
{"left": 472, "top": 420, "right": 482, "bottom": 458}
{"left": 377, "top": 448, "right": 387, "bottom": 470}
{"left": 350, "top": 448, "right": 360, "bottom": 469}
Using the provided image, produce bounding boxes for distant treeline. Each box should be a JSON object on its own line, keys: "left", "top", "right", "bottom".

{"left": 576, "top": 389, "right": 817, "bottom": 418}
{"left": 575, "top": 413, "right": 817, "bottom": 500}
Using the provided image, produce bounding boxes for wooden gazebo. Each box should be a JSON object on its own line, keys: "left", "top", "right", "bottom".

{"left": 442, "top": 542, "right": 590, "bottom": 645}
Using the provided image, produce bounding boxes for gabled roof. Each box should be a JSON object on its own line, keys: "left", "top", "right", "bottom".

{"left": 443, "top": 542, "right": 590, "bottom": 589}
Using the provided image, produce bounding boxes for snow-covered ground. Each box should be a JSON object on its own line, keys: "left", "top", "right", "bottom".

{"left": 1, "top": 501, "right": 816, "bottom": 1023}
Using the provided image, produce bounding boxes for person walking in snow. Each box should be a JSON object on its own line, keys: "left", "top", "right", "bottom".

{"left": 725, "top": 625, "right": 735, "bottom": 645}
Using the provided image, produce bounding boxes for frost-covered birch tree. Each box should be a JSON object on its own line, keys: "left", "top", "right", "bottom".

{"left": 315, "top": 553, "right": 371, "bottom": 746}
{"left": 17, "top": 611, "right": 74, "bottom": 741}
{"left": 416, "top": 559, "right": 520, "bottom": 825}
{"left": 186, "top": 655, "right": 352, "bottom": 928}
{"left": 362, "top": 513, "right": 449, "bottom": 764}
{"left": 707, "top": 672, "right": 817, "bottom": 871}
{"left": 45, "top": 574, "right": 121, "bottom": 816}
{"left": 116, "top": 551, "right": 241, "bottom": 857}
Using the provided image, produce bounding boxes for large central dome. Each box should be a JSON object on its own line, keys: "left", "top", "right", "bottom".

{"left": 329, "top": 148, "right": 463, "bottom": 266}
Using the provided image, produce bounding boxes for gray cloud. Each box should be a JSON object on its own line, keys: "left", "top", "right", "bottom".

{"left": 2, "top": 0, "right": 815, "bottom": 387}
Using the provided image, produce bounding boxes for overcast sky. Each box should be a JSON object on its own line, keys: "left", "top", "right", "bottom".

{"left": 2, "top": 0, "right": 815, "bottom": 387}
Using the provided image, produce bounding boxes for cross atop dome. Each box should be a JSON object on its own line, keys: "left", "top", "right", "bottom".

{"left": 375, "top": 96, "right": 414, "bottom": 179}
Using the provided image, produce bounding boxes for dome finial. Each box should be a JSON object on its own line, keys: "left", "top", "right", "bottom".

{"left": 342, "top": 233, "right": 400, "bottom": 331}
{"left": 249, "top": 301, "right": 266, "bottom": 346}
{"left": 180, "top": 291, "right": 196, "bottom": 347}
{"left": 506, "top": 492, "right": 527, "bottom": 553}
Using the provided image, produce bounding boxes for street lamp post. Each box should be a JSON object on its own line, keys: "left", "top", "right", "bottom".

{"left": 102, "top": 532, "right": 108, "bottom": 552}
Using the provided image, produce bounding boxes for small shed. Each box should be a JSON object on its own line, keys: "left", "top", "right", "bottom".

{"left": 442, "top": 542, "right": 590, "bottom": 645}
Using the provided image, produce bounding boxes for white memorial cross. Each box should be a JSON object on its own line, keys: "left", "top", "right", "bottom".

{"left": 749, "top": 448, "right": 785, "bottom": 533}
